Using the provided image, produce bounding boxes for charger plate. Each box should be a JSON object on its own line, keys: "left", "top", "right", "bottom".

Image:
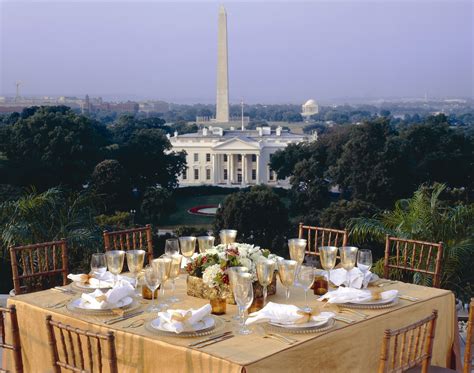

{"left": 144, "top": 316, "right": 224, "bottom": 338}
{"left": 266, "top": 318, "right": 335, "bottom": 334}
{"left": 342, "top": 297, "right": 399, "bottom": 310}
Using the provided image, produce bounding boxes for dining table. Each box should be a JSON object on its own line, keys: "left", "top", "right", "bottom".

{"left": 2, "top": 277, "right": 458, "bottom": 373}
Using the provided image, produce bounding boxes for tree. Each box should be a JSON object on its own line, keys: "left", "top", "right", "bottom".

{"left": 140, "top": 187, "right": 175, "bottom": 224}
{"left": 318, "top": 199, "right": 379, "bottom": 230}
{"left": 214, "top": 186, "right": 289, "bottom": 253}
{"left": 0, "top": 106, "right": 108, "bottom": 190}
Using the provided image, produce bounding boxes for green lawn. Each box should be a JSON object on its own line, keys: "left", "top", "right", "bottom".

{"left": 161, "top": 194, "right": 228, "bottom": 228}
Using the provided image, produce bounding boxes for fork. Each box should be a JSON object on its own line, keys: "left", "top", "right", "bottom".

{"left": 334, "top": 315, "right": 355, "bottom": 324}
{"left": 123, "top": 319, "right": 145, "bottom": 328}
{"left": 338, "top": 308, "right": 369, "bottom": 319}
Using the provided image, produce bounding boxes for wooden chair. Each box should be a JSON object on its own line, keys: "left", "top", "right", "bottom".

{"left": 298, "top": 223, "right": 348, "bottom": 257}
{"left": 383, "top": 236, "right": 443, "bottom": 288}
{"left": 462, "top": 298, "right": 473, "bottom": 373}
{"left": 103, "top": 224, "right": 153, "bottom": 264}
{"left": 378, "top": 310, "right": 438, "bottom": 373}
{"left": 45, "top": 315, "right": 118, "bottom": 373}
{"left": 0, "top": 305, "right": 23, "bottom": 373}
{"left": 9, "top": 239, "right": 68, "bottom": 295}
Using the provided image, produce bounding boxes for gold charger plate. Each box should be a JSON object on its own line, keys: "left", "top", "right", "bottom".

{"left": 265, "top": 318, "right": 335, "bottom": 334}
{"left": 65, "top": 298, "right": 141, "bottom": 316}
{"left": 341, "top": 297, "right": 399, "bottom": 310}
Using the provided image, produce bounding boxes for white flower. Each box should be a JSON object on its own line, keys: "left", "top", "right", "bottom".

{"left": 202, "top": 264, "right": 222, "bottom": 288}
{"left": 239, "top": 257, "right": 252, "bottom": 270}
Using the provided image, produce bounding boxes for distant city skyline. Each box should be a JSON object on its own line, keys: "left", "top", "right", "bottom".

{"left": 1, "top": 1, "right": 472, "bottom": 104}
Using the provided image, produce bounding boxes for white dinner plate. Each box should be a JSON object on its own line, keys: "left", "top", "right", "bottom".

{"left": 150, "top": 316, "right": 215, "bottom": 333}
{"left": 269, "top": 313, "right": 335, "bottom": 329}
{"left": 70, "top": 296, "right": 133, "bottom": 310}
{"left": 347, "top": 296, "right": 397, "bottom": 306}
{"left": 72, "top": 281, "right": 112, "bottom": 291}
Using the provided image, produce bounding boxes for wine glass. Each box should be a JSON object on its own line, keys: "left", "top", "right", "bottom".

{"left": 178, "top": 236, "right": 196, "bottom": 266}
{"left": 319, "top": 246, "right": 338, "bottom": 287}
{"left": 197, "top": 236, "right": 215, "bottom": 253}
{"left": 277, "top": 259, "right": 298, "bottom": 302}
{"left": 288, "top": 238, "right": 307, "bottom": 266}
{"left": 90, "top": 253, "right": 107, "bottom": 289}
{"left": 105, "top": 250, "right": 125, "bottom": 287}
{"left": 126, "top": 250, "right": 146, "bottom": 291}
{"left": 228, "top": 266, "right": 249, "bottom": 320}
{"left": 152, "top": 256, "right": 172, "bottom": 311}
{"left": 339, "top": 246, "right": 358, "bottom": 288}
{"left": 357, "top": 249, "right": 373, "bottom": 288}
{"left": 167, "top": 254, "right": 182, "bottom": 303}
{"left": 219, "top": 229, "right": 237, "bottom": 245}
{"left": 297, "top": 265, "right": 315, "bottom": 312}
{"left": 144, "top": 265, "right": 160, "bottom": 312}
{"left": 233, "top": 273, "right": 254, "bottom": 335}
{"left": 256, "top": 258, "right": 276, "bottom": 306}
{"left": 165, "top": 239, "right": 180, "bottom": 256}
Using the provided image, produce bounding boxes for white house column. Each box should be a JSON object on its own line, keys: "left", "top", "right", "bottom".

{"left": 227, "top": 153, "right": 231, "bottom": 185}
{"left": 256, "top": 154, "right": 260, "bottom": 185}
{"left": 241, "top": 153, "right": 246, "bottom": 186}
{"left": 212, "top": 154, "right": 217, "bottom": 183}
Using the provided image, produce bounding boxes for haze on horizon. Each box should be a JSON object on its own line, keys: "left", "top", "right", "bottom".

{"left": 0, "top": 0, "right": 472, "bottom": 104}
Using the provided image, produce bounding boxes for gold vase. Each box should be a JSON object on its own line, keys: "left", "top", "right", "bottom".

{"left": 210, "top": 297, "right": 227, "bottom": 315}
{"left": 142, "top": 286, "right": 159, "bottom": 300}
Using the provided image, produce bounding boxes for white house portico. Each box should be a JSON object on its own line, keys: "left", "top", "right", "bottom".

{"left": 169, "top": 126, "right": 308, "bottom": 187}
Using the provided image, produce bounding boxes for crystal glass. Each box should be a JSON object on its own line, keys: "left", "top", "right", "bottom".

{"left": 152, "top": 256, "right": 172, "bottom": 311}
{"left": 179, "top": 236, "right": 196, "bottom": 266}
{"left": 256, "top": 258, "right": 276, "bottom": 306}
{"left": 197, "top": 236, "right": 215, "bottom": 254}
{"left": 339, "top": 246, "right": 358, "bottom": 288}
{"left": 277, "top": 259, "right": 298, "bottom": 301}
{"left": 167, "top": 254, "right": 182, "bottom": 303}
{"left": 144, "top": 264, "right": 160, "bottom": 312}
{"left": 126, "top": 250, "right": 146, "bottom": 291}
{"left": 288, "top": 238, "right": 307, "bottom": 266}
{"left": 228, "top": 266, "right": 249, "bottom": 320}
{"left": 219, "top": 229, "right": 237, "bottom": 245}
{"left": 357, "top": 249, "right": 373, "bottom": 289}
{"left": 233, "top": 273, "right": 254, "bottom": 335}
{"left": 90, "top": 253, "right": 107, "bottom": 289}
{"left": 165, "top": 239, "right": 180, "bottom": 256}
{"left": 297, "top": 265, "right": 315, "bottom": 312}
{"left": 105, "top": 250, "right": 125, "bottom": 287}
{"left": 319, "top": 246, "right": 338, "bottom": 287}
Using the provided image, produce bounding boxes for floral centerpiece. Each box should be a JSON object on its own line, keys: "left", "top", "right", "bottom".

{"left": 186, "top": 243, "right": 278, "bottom": 304}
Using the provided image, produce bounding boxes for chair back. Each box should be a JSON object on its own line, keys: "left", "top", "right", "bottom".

{"left": 383, "top": 236, "right": 443, "bottom": 288}
{"left": 464, "top": 299, "right": 474, "bottom": 373}
{"left": 298, "top": 223, "right": 348, "bottom": 257}
{"left": 45, "top": 315, "right": 118, "bottom": 373}
{"left": 378, "top": 310, "right": 438, "bottom": 373}
{"left": 9, "top": 239, "right": 68, "bottom": 295}
{"left": 103, "top": 224, "right": 153, "bottom": 264}
{"left": 0, "top": 305, "right": 23, "bottom": 373}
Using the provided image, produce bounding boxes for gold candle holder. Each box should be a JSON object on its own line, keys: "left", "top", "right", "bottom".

{"left": 210, "top": 297, "right": 227, "bottom": 315}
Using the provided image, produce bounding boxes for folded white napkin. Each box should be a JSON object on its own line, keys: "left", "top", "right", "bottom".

{"left": 68, "top": 272, "right": 135, "bottom": 288}
{"left": 245, "top": 302, "right": 335, "bottom": 326}
{"left": 157, "top": 304, "right": 212, "bottom": 334}
{"left": 318, "top": 287, "right": 398, "bottom": 304}
{"left": 329, "top": 268, "right": 378, "bottom": 289}
{"left": 80, "top": 282, "right": 135, "bottom": 309}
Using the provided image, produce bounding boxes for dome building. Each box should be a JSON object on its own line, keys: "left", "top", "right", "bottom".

{"left": 301, "top": 99, "right": 319, "bottom": 118}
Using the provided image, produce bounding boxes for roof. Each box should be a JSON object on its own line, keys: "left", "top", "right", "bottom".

{"left": 174, "top": 128, "right": 305, "bottom": 140}
{"left": 303, "top": 99, "right": 318, "bottom": 106}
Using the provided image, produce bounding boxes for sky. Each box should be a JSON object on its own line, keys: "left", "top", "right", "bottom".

{"left": 0, "top": 0, "right": 472, "bottom": 104}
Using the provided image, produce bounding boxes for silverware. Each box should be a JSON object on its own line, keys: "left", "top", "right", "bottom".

{"left": 195, "top": 334, "right": 234, "bottom": 348}
{"left": 104, "top": 310, "right": 144, "bottom": 325}
{"left": 339, "top": 308, "right": 369, "bottom": 319}
{"left": 399, "top": 295, "right": 420, "bottom": 302}
{"left": 254, "top": 326, "right": 294, "bottom": 345}
{"left": 53, "top": 286, "right": 77, "bottom": 295}
{"left": 334, "top": 316, "right": 355, "bottom": 324}
{"left": 188, "top": 331, "right": 233, "bottom": 347}
{"left": 45, "top": 298, "right": 71, "bottom": 309}
{"left": 377, "top": 281, "right": 398, "bottom": 287}
{"left": 270, "top": 331, "right": 297, "bottom": 344}
{"left": 123, "top": 319, "right": 145, "bottom": 328}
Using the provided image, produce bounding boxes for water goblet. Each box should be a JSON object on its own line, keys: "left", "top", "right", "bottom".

{"left": 297, "top": 265, "right": 316, "bottom": 312}
{"left": 219, "top": 229, "right": 237, "bottom": 245}
{"left": 179, "top": 236, "right": 196, "bottom": 266}
{"left": 144, "top": 265, "right": 160, "bottom": 312}
{"left": 319, "top": 246, "right": 338, "bottom": 287}
{"left": 233, "top": 273, "right": 254, "bottom": 335}
{"left": 197, "top": 236, "right": 215, "bottom": 253}
{"left": 357, "top": 249, "right": 373, "bottom": 289}
{"left": 165, "top": 239, "right": 180, "bottom": 256}
{"left": 126, "top": 250, "right": 146, "bottom": 291}
{"left": 90, "top": 253, "right": 107, "bottom": 289}
{"left": 228, "top": 266, "right": 249, "bottom": 320}
{"left": 288, "top": 238, "right": 307, "bottom": 266}
{"left": 167, "top": 254, "right": 182, "bottom": 303}
{"left": 256, "top": 258, "right": 276, "bottom": 306}
{"left": 152, "top": 256, "right": 172, "bottom": 311}
{"left": 105, "top": 250, "right": 125, "bottom": 287}
{"left": 339, "top": 246, "right": 358, "bottom": 287}
{"left": 277, "top": 259, "right": 298, "bottom": 302}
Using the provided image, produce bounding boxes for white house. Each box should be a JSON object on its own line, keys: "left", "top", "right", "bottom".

{"left": 169, "top": 126, "right": 308, "bottom": 187}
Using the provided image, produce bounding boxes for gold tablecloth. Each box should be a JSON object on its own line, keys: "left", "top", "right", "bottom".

{"left": 3, "top": 278, "right": 456, "bottom": 373}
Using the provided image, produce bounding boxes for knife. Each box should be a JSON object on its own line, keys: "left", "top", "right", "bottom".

{"left": 196, "top": 334, "right": 234, "bottom": 348}
{"left": 105, "top": 310, "right": 144, "bottom": 325}
{"left": 188, "top": 331, "right": 233, "bottom": 347}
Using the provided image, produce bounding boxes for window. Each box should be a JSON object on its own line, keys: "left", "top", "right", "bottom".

{"left": 206, "top": 169, "right": 211, "bottom": 180}
{"left": 194, "top": 169, "right": 199, "bottom": 180}
{"left": 224, "top": 169, "right": 228, "bottom": 180}
{"left": 237, "top": 154, "right": 242, "bottom": 162}
{"left": 224, "top": 154, "right": 228, "bottom": 162}
{"left": 182, "top": 170, "right": 187, "bottom": 180}
{"left": 269, "top": 170, "right": 274, "bottom": 181}
{"left": 252, "top": 169, "right": 256, "bottom": 180}
{"left": 194, "top": 153, "right": 199, "bottom": 162}
{"left": 237, "top": 174, "right": 242, "bottom": 183}
{"left": 206, "top": 153, "right": 211, "bottom": 162}
{"left": 252, "top": 154, "right": 256, "bottom": 162}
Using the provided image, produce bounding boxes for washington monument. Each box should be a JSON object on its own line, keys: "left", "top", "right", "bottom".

{"left": 216, "top": 5, "right": 229, "bottom": 123}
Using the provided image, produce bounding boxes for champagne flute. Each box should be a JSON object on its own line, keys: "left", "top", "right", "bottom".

{"left": 339, "top": 246, "right": 358, "bottom": 288}
{"left": 126, "top": 250, "right": 146, "bottom": 291}
{"left": 357, "top": 249, "right": 373, "bottom": 289}
{"left": 178, "top": 236, "right": 196, "bottom": 266}
{"left": 165, "top": 239, "right": 180, "bottom": 256}
{"left": 144, "top": 264, "right": 160, "bottom": 312}
{"left": 256, "top": 258, "right": 276, "bottom": 306}
{"left": 277, "top": 259, "right": 298, "bottom": 302}
{"left": 297, "top": 265, "right": 315, "bottom": 312}
{"left": 105, "top": 250, "right": 125, "bottom": 287}
{"left": 233, "top": 273, "right": 254, "bottom": 335}
{"left": 90, "top": 253, "right": 107, "bottom": 289}
{"left": 219, "top": 229, "right": 237, "bottom": 245}
{"left": 152, "top": 256, "right": 172, "bottom": 311}
{"left": 167, "top": 254, "right": 182, "bottom": 303}
{"left": 288, "top": 238, "right": 307, "bottom": 266}
{"left": 228, "top": 266, "right": 249, "bottom": 320}
{"left": 197, "top": 236, "right": 215, "bottom": 253}
{"left": 319, "top": 246, "right": 338, "bottom": 287}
